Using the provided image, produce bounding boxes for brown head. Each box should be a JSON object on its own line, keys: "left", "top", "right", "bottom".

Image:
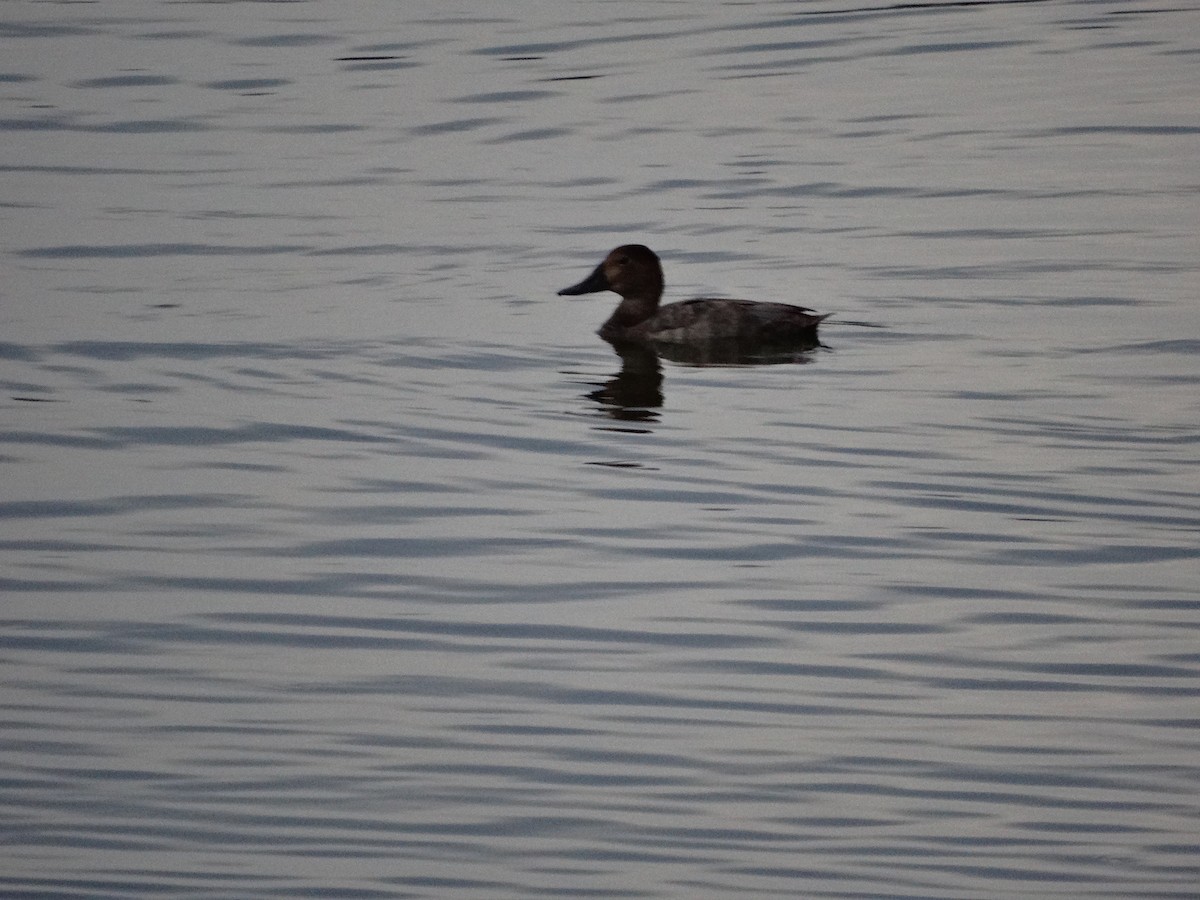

{"left": 557, "top": 244, "right": 665, "bottom": 305}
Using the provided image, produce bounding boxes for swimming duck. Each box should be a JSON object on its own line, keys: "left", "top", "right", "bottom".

{"left": 558, "top": 244, "right": 829, "bottom": 345}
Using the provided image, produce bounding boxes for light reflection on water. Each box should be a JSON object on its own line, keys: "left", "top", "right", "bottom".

{"left": 2, "top": 1, "right": 1199, "bottom": 898}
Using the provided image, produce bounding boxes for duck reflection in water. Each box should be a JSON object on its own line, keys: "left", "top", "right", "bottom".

{"left": 586, "top": 341, "right": 664, "bottom": 423}
{"left": 560, "top": 244, "right": 827, "bottom": 419}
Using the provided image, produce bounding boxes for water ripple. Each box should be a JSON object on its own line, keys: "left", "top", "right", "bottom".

{"left": 2, "top": 2, "right": 1197, "bottom": 898}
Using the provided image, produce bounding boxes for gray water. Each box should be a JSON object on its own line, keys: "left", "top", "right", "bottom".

{"left": 2, "top": 2, "right": 1199, "bottom": 898}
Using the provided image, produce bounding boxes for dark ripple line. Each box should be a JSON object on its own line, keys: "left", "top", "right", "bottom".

{"left": 17, "top": 242, "right": 311, "bottom": 258}
{"left": 941, "top": 416, "right": 1199, "bottom": 447}
{"left": 122, "top": 572, "right": 710, "bottom": 604}
{"left": 6, "top": 807, "right": 645, "bottom": 848}
{"left": 292, "top": 674, "right": 895, "bottom": 718}
{"left": 866, "top": 259, "right": 1191, "bottom": 278}
{"left": 1010, "top": 661, "right": 1195, "bottom": 679}
{"left": 799, "top": 779, "right": 1185, "bottom": 814}
{"left": 208, "top": 612, "right": 772, "bottom": 650}
{"left": 689, "top": 659, "right": 895, "bottom": 679}
{"left": 0, "top": 164, "right": 240, "bottom": 176}
{"left": 867, "top": 479, "right": 1200, "bottom": 526}
{"left": 0, "top": 23, "right": 99, "bottom": 38}
{"left": 698, "top": 37, "right": 853, "bottom": 56}
{"left": 0, "top": 540, "right": 144, "bottom": 553}
{"left": 880, "top": 38, "right": 1029, "bottom": 56}
{"left": 408, "top": 116, "right": 506, "bottom": 136}
{"left": 1025, "top": 124, "right": 1200, "bottom": 137}
{"left": 649, "top": 178, "right": 1006, "bottom": 201}
{"left": 771, "top": 654, "right": 1200, "bottom": 699}
{"left": 768, "top": 620, "right": 943, "bottom": 635}
{"left": 3, "top": 422, "right": 393, "bottom": 450}
{"left": 1081, "top": 338, "right": 1200, "bottom": 355}
{"left": 0, "top": 578, "right": 109, "bottom": 594}
{"left": 231, "top": 33, "right": 336, "bottom": 48}
{"left": 49, "top": 339, "right": 363, "bottom": 361}
{"left": 452, "top": 90, "right": 558, "bottom": 103}
{"left": 473, "top": 38, "right": 644, "bottom": 57}
{"left": 992, "top": 544, "right": 1197, "bottom": 566}
{"left": 0, "top": 115, "right": 208, "bottom": 133}
{"left": 308, "top": 243, "right": 409, "bottom": 256}
{"left": 0, "top": 493, "right": 245, "bottom": 519}
{"left": 2, "top": 607, "right": 776, "bottom": 656}
{"left": 17, "top": 241, "right": 528, "bottom": 260}
{"left": 254, "top": 124, "right": 365, "bottom": 135}
{"left": 204, "top": 78, "right": 290, "bottom": 91}
{"left": 72, "top": 75, "right": 179, "bottom": 88}
{"left": 921, "top": 676, "right": 1200, "bottom": 697}
{"left": 286, "top": 535, "right": 578, "bottom": 559}
{"left": 794, "top": 0, "right": 1086, "bottom": 19}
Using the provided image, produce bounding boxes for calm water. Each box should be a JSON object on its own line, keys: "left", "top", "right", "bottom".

{"left": 3, "top": 1, "right": 1199, "bottom": 898}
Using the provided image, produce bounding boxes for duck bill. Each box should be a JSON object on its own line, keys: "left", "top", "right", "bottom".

{"left": 557, "top": 263, "right": 610, "bottom": 296}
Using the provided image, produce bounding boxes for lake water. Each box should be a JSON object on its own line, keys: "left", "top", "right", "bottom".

{"left": 2, "top": 1, "right": 1198, "bottom": 897}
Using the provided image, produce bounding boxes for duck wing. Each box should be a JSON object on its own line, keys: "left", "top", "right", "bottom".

{"left": 645, "top": 298, "right": 828, "bottom": 343}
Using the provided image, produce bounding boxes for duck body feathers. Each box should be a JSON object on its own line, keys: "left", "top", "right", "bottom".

{"left": 603, "top": 297, "right": 829, "bottom": 344}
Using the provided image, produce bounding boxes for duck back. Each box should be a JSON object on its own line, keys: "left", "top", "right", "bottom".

{"left": 610, "top": 298, "right": 829, "bottom": 344}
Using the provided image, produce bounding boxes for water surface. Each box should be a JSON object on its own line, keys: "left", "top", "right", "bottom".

{"left": 2, "top": 2, "right": 1198, "bottom": 898}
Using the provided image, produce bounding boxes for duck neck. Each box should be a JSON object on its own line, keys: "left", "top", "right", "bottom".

{"left": 605, "top": 292, "right": 660, "bottom": 332}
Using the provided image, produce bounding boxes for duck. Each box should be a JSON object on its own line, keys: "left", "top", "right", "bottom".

{"left": 558, "top": 244, "right": 829, "bottom": 345}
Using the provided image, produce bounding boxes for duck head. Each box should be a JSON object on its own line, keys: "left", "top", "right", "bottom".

{"left": 557, "top": 244, "right": 665, "bottom": 305}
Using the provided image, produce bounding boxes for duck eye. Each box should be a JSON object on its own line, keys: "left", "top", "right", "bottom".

{"left": 617, "top": 256, "right": 630, "bottom": 266}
